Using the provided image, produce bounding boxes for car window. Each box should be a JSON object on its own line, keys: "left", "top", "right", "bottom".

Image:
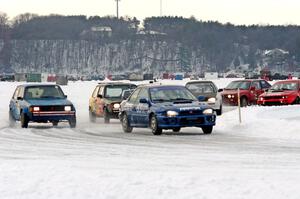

{"left": 136, "top": 88, "right": 149, "bottom": 102}
{"left": 104, "top": 84, "right": 137, "bottom": 99}
{"left": 251, "top": 81, "right": 261, "bottom": 89}
{"left": 128, "top": 88, "right": 141, "bottom": 103}
{"left": 260, "top": 80, "right": 271, "bottom": 89}
{"left": 186, "top": 82, "right": 216, "bottom": 94}
{"left": 92, "top": 86, "right": 100, "bottom": 97}
{"left": 18, "top": 87, "right": 24, "bottom": 98}
{"left": 13, "top": 87, "right": 20, "bottom": 99}
{"left": 24, "top": 85, "right": 65, "bottom": 99}
{"left": 150, "top": 86, "right": 196, "bottom": 103}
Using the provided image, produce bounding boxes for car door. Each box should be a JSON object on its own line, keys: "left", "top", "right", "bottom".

{"left": 125, "top": 88, "right": 141, "bottom": 125}
{"left": 250, "top": 81, "right": 262, "bottom": 102}
{"left": 135, "top": 88, "right": 150, "bottom": 126}
{"left": 10, "top": 87, "right": 21, "bottom": 120}
{"left": 95, "top": 86, "right": 105, "bottom": 116}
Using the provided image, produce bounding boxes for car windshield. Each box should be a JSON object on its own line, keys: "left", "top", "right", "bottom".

{"left": 226, "top": 81, "right": 251, "bottom": 90}
{"left": 186, "top": 82, "right": 216, "bottom": 94}
{"left": 24, "top": 85, "right": 65, "bottom": 99}
{"left": 270, "top": 82, "right": 298, "bottom": 91}
{"left": 150, "top": 86, "right": 197, "bottom": 103}
{"left": 104, "top": 85, "right": 136, "bottom": 99}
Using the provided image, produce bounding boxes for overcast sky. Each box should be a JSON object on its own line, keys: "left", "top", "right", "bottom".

{"left": 1, "top": 0, "right": 300, "bottom": 25}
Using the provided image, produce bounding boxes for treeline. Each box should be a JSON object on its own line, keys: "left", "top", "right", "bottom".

{"left": 1, "top": 12, "right": 300, "bottom": 70}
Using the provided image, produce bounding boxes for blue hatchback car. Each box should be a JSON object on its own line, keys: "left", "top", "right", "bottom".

{"left": 9, "top": 84, "right": 76, "bottom": 128}
{"left": 119, "top": 85, "right": 216, "bottom": 135}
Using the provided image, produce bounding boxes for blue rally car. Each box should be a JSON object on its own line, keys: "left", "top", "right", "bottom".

{"left": 9, "top": 84, "right": 76, "bottom": 128}
{"left": 119, "top": 85, "right": 216, "bottom": 135}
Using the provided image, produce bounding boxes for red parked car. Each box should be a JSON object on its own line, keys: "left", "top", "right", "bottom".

{"left": 221, "top": 79, "right": 271, "bottom": 107}
{"left": 257, "top": 80, "right": 300, "bottom": 105}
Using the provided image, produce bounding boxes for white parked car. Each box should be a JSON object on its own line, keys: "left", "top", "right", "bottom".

{"left": 185, "top": 81, "right": 223, "bottom": 115}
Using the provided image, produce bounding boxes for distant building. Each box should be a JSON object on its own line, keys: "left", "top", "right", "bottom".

{"left": 80, "top": 26, "right": 112, "bottom": 40}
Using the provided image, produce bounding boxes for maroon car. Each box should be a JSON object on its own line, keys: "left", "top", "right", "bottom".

{"left": 221, "top": 79, "right": 271, "bottom": 107}
{"left": 257, "top": 80, "right": 300, "bottom": 105}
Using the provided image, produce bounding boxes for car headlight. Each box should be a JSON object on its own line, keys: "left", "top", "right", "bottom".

{"left": 33, "top": 107, "right": 40, "bottom": 112}
{"left": 203, "top": 109, "right": 213, "bottom": 115}
{"left": 167, "top": 110, "right": 178, "bottom": 117}
{"left": 65, "top": 106, "right": 72, "bottom": 111}
{"left": 282, "top": 96, "right": 288, "bottom": 99}
{"left": 227, "top": 94, "right": 234, "bottom": 99}
{"left": 113, "top": 103, "right": 120, "bottom": 109}
{"left": 259, "top": 97, "right": 264, "bottom": 101}
{"left": 207, "top": 97, "right": 216, "bottom": 103}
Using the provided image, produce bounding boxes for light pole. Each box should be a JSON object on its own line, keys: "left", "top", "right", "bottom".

{"left": 115, "top": 0, "right": 120, "bottom": 18}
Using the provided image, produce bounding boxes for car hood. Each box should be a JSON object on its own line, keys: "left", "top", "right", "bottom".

{"left": 260, "top": 90, "right": 297, "bottom": 97}
{"left": 25, "top": 98, "right": 73, "bottom": 106}
{"left": 155, "top": 101, "right": 210, "bottom": 111}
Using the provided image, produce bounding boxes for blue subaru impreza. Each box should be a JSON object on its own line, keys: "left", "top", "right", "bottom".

{"left": 9, "top": 84, "right": 76, "bottom": 128}
{"left": 119, "top": 85, "right": 216, "bottom": 135}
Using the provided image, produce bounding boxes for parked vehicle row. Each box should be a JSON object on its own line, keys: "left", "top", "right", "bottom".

{"left": 220, "top": 79, "right": 300, "bottom": 106}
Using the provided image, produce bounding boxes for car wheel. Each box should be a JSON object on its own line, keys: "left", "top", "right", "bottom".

{"left": 52, "top": 121, "right": 59, "bottom": 126}
{"left": 89, "top": 108, "right": 96, "bottom": 123}
{"left": 69, "top": 117, "right": 76, "bottom": 128}
{"left": 121, "top": 113, "right": 133, "bottom": 133}
{"left": 293, "top": 97, "right": 300, "bottom": 105}
{"left": 20, "top": 113, "right": 29, "bottom": 128}
{"left": 172, "top": 127, "right": 181, "bottom": 132}
{"left": 9, "top": 110, "right": 16, "bottom": 127}
{"left": 150, "top": 115, "right": 162, "bottom": 135}
{"left": 103, "top": 108, "right": 110, "bottom": 124}
{"left": 240, "top": 97, "right": 248, "bottom": 107}
{"left": 202, "top": 126, "right": 213, "bottom": 134}
{"left": 216, "top": 105, "right": 222, "bottom": 116}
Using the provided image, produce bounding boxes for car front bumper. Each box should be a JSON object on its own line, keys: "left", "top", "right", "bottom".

{"left": 157, "top": 114, "right": 216, "bottom": 129}
{"left": 257, "top": 98, "right": 294, "bottom": 105}
{"left": 29, "top": 111, "right": 76, "bottom": 121}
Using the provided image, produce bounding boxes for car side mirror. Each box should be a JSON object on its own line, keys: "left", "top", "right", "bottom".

{"left": 97, "top": 94, "right": 103, "bottom": 98}
{"left": 17, "top": 97, "right": 23, "bottom": 100}
{"left": 197, "top": 96, "right": 206, "bottom": 102}
{"left": 250, "top": 86, "right": 256, "bottom": 91}
{"left": 218, "top": 88, "right": 223, "bottom": 92}
{"left": 139, "top": 98, "right": 149, "bottom": 104}
{"left": 64, "top": 95, "right": 67, "bottom": 98}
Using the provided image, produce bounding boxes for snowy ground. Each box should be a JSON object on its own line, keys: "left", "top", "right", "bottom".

{"left": 1, "top": 79, "right": 300, "bottom": 199}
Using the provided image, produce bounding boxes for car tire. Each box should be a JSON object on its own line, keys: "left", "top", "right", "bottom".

{"left": 293, "top": 97, "right": 300, "bottom": 105}
{"left": 9, "top": 110, "right": 16, "bottom": 127}
{"left": 216, "top": 105, "right": 222, "bottom": 116}
{"left": 202, "top": 126, "right": 213, "bottom": 134}
{"left": 172, "top": 127, "right": 181, "bottom": 132}
{"left": 121, "top": 113, "right": 133, "bottom": 133}
{"left": 69, "top": 117, "right": 76, "bottom": 128}
{"left": 240, "top": 97, "right": 248, "bottom": 107}
{"left": 20, "top": 113, "right": 29, "bottom": 128}
{"left": 89, "top": 108, "right": 96, "bottom": 123}
{"left": 52, "top": 121, "right": 59, "bottom": 126}
{"left": 103, "top": 108, "right": 110, "bottom": 124}
{"left": 150, "top": 115, "right": 162, "bottom": 135}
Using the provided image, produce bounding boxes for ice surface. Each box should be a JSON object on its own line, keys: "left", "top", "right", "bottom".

{"left": 0, "top": 79, "right": 300, "bottom": 199}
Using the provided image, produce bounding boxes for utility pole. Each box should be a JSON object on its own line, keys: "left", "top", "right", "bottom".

{"left": 160, "top": 0, "right": 162, "bottom": 16}
{"left": 115, "top": 0, "right": 120, "bottom": 19}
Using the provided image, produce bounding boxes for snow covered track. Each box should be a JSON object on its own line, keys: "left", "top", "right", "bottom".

{"left": 1, "top": 81, "right": 300, "bottom": 199}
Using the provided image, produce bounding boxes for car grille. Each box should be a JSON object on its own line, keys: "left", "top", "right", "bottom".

{"left": 39, "top": 106, "right": 66, "bottom": 111}
{"left": 179, "top": 117, "right": 204, "bottom": 125}
{"left": 178, "top": 110, "right": 202, "bottom": 116}
{"left": 263, "top": 96, "right": 283, "bottom": 100}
